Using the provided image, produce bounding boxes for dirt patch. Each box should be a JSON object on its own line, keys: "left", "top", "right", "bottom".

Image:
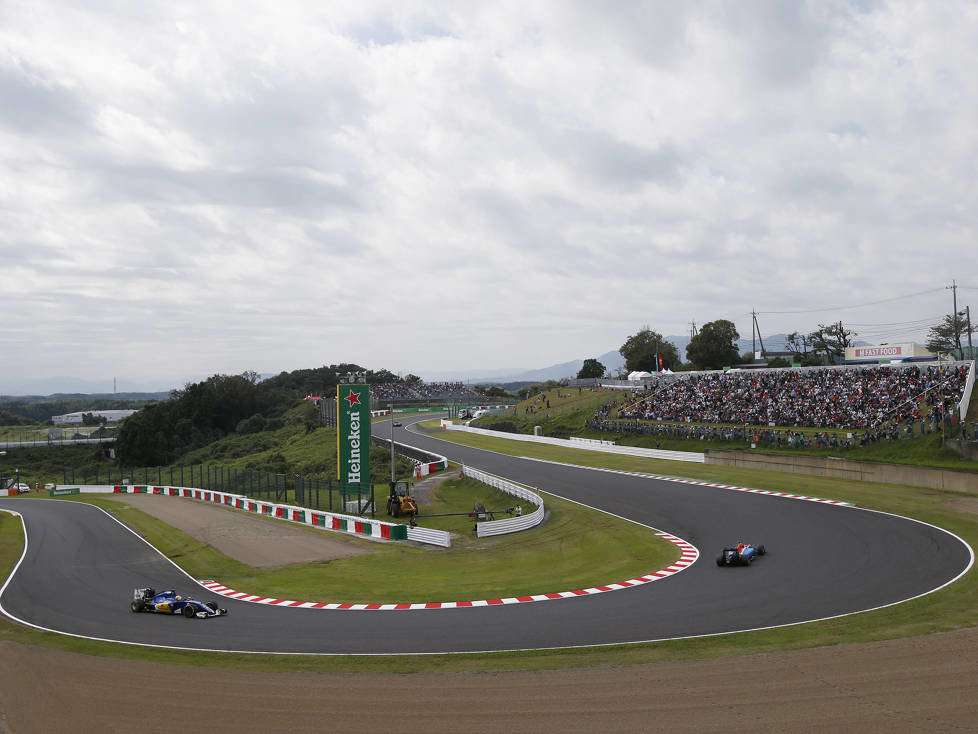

{"left": 944, "top": 496, "right": 978, "bottom": 515}
{"left": 110, "top": 494, "right": 373, "bottom": 568}
{"left": 2, "top": 628, "right": 978, "bottom": 732}
{"left": 410, "top": 469, "right": 462, "bottom": 505}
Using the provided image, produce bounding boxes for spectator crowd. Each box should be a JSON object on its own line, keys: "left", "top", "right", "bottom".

{"left": 370, "top": 381, "right": 482, "bottom": 403}
{"left": 589, "top": 364, "right": 971, "bottom": 439}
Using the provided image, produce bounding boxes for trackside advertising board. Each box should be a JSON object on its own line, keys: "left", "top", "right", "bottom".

{"left": 337, "top": 384, "right": 370, "bottom": 487}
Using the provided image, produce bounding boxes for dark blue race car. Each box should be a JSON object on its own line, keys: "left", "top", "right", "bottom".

{"left": 716, "top": 543, "right": 767, "bottom": 567}
{"left": 130, "top": 588, "right": 227, "bottom": 618}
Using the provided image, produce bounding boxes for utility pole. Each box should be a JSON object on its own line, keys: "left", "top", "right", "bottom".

{"left": 947, "top": 280, "right": 962, "bottom": 357}
{"left": 751, "top": 310, "right": 756, "bottom": 358}
{"left": 964, "top": 306, "right": 975, "bottom": 359}
{"left": 751, "top": 312, "right": 766, "bottom": 359}
{"left": 389, "top": 402, "right": 396, "bottom": 486}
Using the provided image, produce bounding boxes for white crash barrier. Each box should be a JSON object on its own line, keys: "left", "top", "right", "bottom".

{"left": 463, "top": 466, "right": 545, "bottom": 538}
{"left": 405, "top": 525, "right": 452, "bottom": 547}
{"left": 444, "top": 423, "right": 705, "bottom": 463}
{"left": 568, "top": 436, "right": 616, "bottom": 446}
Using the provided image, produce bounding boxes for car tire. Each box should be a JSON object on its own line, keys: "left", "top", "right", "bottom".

{"left": 182, "top": 606, "right": 196, "bottom": 618}
{"left": 757, "top": 545, "right": 766, "bottom": 555}
{"left": 205, "top": 601, "right": 218, "bottom": 612}
{"left": 716, "top": 556, "right": 724, "bottom": 566}
{"left": 130, "top": 600, "right": 144, "bottom": 613}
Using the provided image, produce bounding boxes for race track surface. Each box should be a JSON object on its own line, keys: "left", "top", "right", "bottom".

{"left": 0, "top": 416, "right": 971, "bottom": 654}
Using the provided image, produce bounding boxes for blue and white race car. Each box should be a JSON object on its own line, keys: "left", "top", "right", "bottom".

{"left": 130, "top": 588, "right": 227, "bottom": 618}
{"left": 716, "top": 543, "right": 767, "bottom": 567}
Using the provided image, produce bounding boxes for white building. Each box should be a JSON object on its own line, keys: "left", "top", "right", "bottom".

{"left": 50, "top": 409, "right": 137, "bottom": 425}
{"left": 844, "top": 343, "right": 935, "bottom": 363}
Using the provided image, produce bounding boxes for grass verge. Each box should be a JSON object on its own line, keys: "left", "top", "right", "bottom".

{"left": 1, "top": 431, "right": 977, "bottom": 672}
{"left": 71, "top": 477, "right": 673, "bottom": 604}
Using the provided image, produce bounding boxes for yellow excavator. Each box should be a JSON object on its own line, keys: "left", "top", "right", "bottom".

{"left": 386, "top": 480, "right": 418, "bottom": 518}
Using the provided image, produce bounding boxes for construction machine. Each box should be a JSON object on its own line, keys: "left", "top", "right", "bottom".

{"left": 386, "top": 480, "right": 418, "bottom": 518}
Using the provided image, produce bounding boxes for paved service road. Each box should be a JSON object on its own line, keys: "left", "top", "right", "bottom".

{"left": 0, "top": 416, "right": 971, "bottom": 654}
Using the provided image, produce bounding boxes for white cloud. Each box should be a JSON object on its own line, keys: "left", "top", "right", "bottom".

{"left": 1, "top": 0, "right": 976, "bottom": 391}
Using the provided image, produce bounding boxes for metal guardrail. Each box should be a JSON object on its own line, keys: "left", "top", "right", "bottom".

{"left": 959, "top": 361, "right": 976, "bottom": 422}
{"left": 444, "top": 423, "right": 705, "bottom": 463}
{"left": 0, "top": 437, "right": 116, "bottom": 449}
{"left": 405, "top": 525, "right": 452, "bottom": 547}
{"left": 463, "top": 466, "right": 545, "bottom": 538}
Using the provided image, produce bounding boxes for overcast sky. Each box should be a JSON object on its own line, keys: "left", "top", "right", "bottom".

{"left": 2, "top": 1, "right": 977, "bottom": 393}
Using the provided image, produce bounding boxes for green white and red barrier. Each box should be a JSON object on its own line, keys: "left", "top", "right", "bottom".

{"left": 413, "top": 455, "right": 448, "bottom": 479}
{"left": 48, "top": 484, "right": 413, "bottom": 542}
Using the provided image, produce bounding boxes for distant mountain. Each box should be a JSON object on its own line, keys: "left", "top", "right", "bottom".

{"left": 0, "top": 375, "right": 187, "bottom": 397}
{"left": 0, "top": 392, "right": 169, "bottom": 404}
{"left": 428, "top": 333, "right": 832, "bottom": 386}
{"left": 428, "top": 350, "right": 627, "bottom": 385}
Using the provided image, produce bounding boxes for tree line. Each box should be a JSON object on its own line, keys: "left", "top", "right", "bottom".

{"left": 113, "top": 363, "right": 450, "bottom": 467}
{"left": 578, "top": 309, "right": 975, "bottom": 378}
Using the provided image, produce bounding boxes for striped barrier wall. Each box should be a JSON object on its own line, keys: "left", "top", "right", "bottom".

{"left": 413, "top": 457, "right": 448, "bottom": 479}
{"left": 85, "top": 484, "right": 411, "bottom": 542}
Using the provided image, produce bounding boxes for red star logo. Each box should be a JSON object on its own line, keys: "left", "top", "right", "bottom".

{"left": 344, "top": 390, "right": 361, "bottom": 407}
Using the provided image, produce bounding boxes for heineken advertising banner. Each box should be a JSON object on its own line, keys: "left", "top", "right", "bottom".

{"left": 337, "top": 384, "right": 370, "bottom": 486}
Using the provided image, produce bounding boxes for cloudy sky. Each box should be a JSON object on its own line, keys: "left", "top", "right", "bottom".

{"left": 2, "top": 1, "right": 976, "bottom": 392}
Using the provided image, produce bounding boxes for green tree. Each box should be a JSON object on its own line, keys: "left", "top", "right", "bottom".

{"left": 577, "top": 358, "right": 606, "bottom": 379}
{"left": 619, "top": 327, "right": 680, "bottom": 371}
{"left": 685, "top": 319, "right": 740, "bottom": 370}
{"left": 808, "top": 322, "right": 856, "bottom": 365}
{"left": 370, "top": 369, "right": 399, "bottom": 383}
{"left": 784, "top": 331, "right": 809, "bottom": 357}
{"left": 925, "top": 312, "right": 975, "bottom": 357}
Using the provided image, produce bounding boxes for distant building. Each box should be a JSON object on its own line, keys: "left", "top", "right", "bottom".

{"left": 50, "top": 409, "right": 138, "bottom": 425}
{"left": 844, "top": 343, "right": 935, "bottom": 364}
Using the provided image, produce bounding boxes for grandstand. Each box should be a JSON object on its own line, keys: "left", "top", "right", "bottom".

{"left": 369, "top": 381, "right": 484, "bottom": 405}
{"left": 592, "top": 362, "right": 974, "bottom": 435}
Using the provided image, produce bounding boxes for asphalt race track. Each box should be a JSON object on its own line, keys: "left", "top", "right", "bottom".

{"left": 0, "top": 416, "right": 972, "bottom": 654}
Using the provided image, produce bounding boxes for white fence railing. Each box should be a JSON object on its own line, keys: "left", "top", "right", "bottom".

{"left": 960, "top": 361, "right": 976, "bottom": 422}
{"left": 463, "top": 466, "right": 545, "bottom": 538}
{"left": 442, "top": 422, "right": 705, "bottom": 463}
{"left": 405, "top": 525, "right": 452, "bottom": 547}
{"left": 568, "top": 436, "right": 616, "bottom": 446}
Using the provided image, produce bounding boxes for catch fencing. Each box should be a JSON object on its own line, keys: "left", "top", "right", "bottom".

{"left": 64, "top": 463, "right": 376, "bottom": 516}
{"left": 61, "top": 484, "right": 409, "bottom": 542}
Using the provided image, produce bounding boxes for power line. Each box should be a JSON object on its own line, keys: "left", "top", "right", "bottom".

{"left": 847, "top": 316, "right": 943, "bottom": 327}
{"left": 754, "top": 287, "right": 946, "bottom": 315}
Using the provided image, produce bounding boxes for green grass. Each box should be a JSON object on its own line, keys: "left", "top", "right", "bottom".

{"left": 3, "top": 412, "right": 978, "bottom": 673}
{"left": 412, "top": 477, "right": 539, "bottom": 540}
{"left": 2, "top": 456, "right": 977, "bottom": 672}
{"left": 62, "top": 475, "right": 671, "bottom": 604}
{"left": 473, "top": 386, "right": 978, "bottom": 472}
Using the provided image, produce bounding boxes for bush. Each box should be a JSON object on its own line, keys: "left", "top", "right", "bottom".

{"left": 236, "top": 413, "right": 267, "bottom": 435}
{"left": 484, "top": 420, "right": 520, "bottom": 434}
